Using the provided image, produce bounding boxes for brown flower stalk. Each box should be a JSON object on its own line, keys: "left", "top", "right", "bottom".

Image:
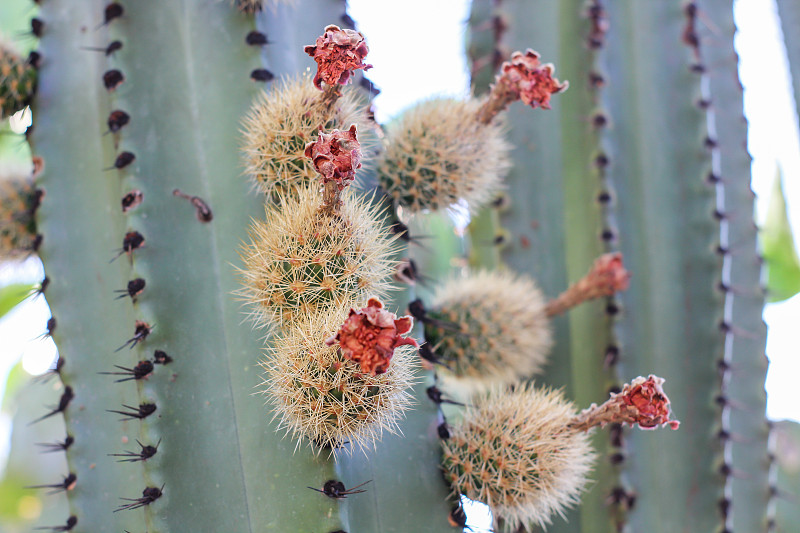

{"left": 544, "top": 252, "right": 630, "bottom": 316}
{"left": 326, "top": 297, "right": 418, "bottom": 376}
{"left": 304, "top": 25, "right": 371, "bottom": 109}
{"left": 569, "top": 375, "right": 680, "bottom": 432}
{"left": 304, "top": 125, "right": 361, "bottom": 215}
{"left": 476, "top": 49, "right": 568, "bottom": 124}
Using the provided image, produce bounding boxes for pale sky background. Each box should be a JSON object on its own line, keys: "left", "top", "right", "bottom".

{"left": 0, "top": 0, "right": 798, "bottom": 530}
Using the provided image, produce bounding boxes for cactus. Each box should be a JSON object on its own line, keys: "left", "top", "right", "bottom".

{"left": 0, "top": 40, "right": 36, "bottom": 120}
{"left": 0, "top": 0, "right": 784, "bottom": 532}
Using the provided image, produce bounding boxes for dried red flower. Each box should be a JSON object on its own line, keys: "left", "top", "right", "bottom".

{"left": 326, "top": 297, "right": 419, "bottom": 376}
{"left": 304, "top": 24, "right": 372, "bottom": 90}
{"left": 304, "top": 124, "right": 362, "bottom": 188}
{"left": 545, "top": 252, "right": 630, "bottom": 316}
{"left": 620, "top": 375, "right": 680, "bottom": 430}
{"left": 497, "top": 49, "right": 568, "bottom": 110}
{"left": 586, "top": 252, "right": 631, "bottom": 297}
{"left": 569, "top": 375, "right": 680, "bottom": 432}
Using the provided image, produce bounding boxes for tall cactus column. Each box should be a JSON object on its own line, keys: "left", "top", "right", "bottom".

{"left": 464, "top": 0, "right": 769, "bottom": 531}
{"left": 31, "top": 0, "right": 350, "bottom": 530}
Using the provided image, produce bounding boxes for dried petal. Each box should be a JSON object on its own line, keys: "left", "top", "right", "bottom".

{"left": 304, "top": 24, "right": 372, "bottom": 90}
{"left": 586, "top": 252, "right": 631, "bottom": 296}
{"left": 326, "top": 298, "right": 419, "bottom": 376}
{"left": 497, "top": 49, "right": 568, "bottom": 110}
{"left": 304, "top": 125, "right": 362, "bottom": 188}
{"left": 620, "top": 375, "right": 680, "bottom": 430}
{"left": 569, "top": 374, "right": 680, "bottom": 431}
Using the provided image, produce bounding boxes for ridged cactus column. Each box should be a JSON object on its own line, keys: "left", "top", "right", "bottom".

{"left": 464, "top": 1, "right": 769, "bottom": 532}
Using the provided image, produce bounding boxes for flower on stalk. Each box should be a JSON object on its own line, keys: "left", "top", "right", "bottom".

{"left": 304, "top": 124, "right": 361, "bottom": 190}
{"left": 618, "top": 375, "right": 680, "bottom": 430}
{"left": 569, "top": 375, "right": 680, "bottom": 432}
{"left": 326, "top": 297, "right": 418, "bottom": 376}
{"left": 497, "top": 49, "right": 567, "bottom": 110}
{"left": 304, "top": 25, "right": 372, "bottom": 90}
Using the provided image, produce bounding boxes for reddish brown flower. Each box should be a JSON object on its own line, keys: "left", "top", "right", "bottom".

{"left": 545, "top": 252, "right": 630, "bottom": 316}
{"left": 304, "top": 124, "right": 362, "bottom": 188}
{"left": 497, "top": 49, "right": 568, "bottom": 110}
{"left": 586, "top": 252, "right": 631, "bottom": 297}
{"left": 569, "top": 374, "right": 680, "bottom": 432}
{"left": 326, "top": 298, "right": 419, "bottom": 376}
{"left": 620, "top": 375, "right": 680, "bottom": 430}
{"left": 304, "top": 24, "right": 372, "bottom": 90}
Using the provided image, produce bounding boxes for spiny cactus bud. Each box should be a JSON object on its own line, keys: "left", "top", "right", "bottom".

{"left": 423, "top": 271, "right": 551, "bottom": 387}
{"left": 0, "top": 41, "right": 37, "bottom": 119}
{"left": 304, "top": 25, "right": 371, "bottom": 90}
{"left": 1, "top": 163, "right": 40, "bottom": 260}
{"left": 238, "top": 186, "right": 397, "bottom": 329}
{"left": 477, "top": 49, "right": 568, "bottom": 124}
{"left": 545, "top": 252, "right": 631, "bottom": 316}
{"left": 241, "top": 75, "right": 375, "bottom": 198}
{"left": 569, "top": 375, "right": 680, "bottom": 431}
{"left": 377, "top": 98, "right": 511, "bottom": 213}
{"left": 441, "top": 385, "right": 594, "bottom": 531}
{"left": 264, "top": 310, "right": 417, "bottom": 453}
{"left": 325, "top": 297, "right": 418, "bottom": 376}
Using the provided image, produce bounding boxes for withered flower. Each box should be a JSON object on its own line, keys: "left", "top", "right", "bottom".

{"left": 304, "top": 124, "right": 361, "bottom": 188}
{"left": 304, "top": 25, "right": 372, "bottom": 90}
{"left": 326, "top": 297, "right": 418, "bottom": 376}
{"left": 498, "top": 49, "right": 568, "bottom": 110}
{"left": 569, "top": 375, "right": 680, "bottom": 432}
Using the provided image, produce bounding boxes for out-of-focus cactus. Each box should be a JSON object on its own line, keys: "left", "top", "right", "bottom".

{"left": 0, "top": 0, "right": 785, "bottom": 532}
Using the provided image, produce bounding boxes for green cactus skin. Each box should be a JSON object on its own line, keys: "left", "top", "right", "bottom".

{"left": 30, "top": 0, "right": 353, "bottom": 530}
{"left": 701, "top": 3, "right": 770, "bottom": 531}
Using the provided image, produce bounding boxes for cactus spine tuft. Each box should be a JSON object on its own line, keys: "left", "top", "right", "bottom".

{"left": 241, "top": 75, "right": 375, "bottom": 198}
{"left": 424, "top": 270, "right": 552, "bottom": 387}
{"left": 263, "top": 309, "right": 417, "bottom": 454}
{"left": 377, "top": 97, "right": 511, "bottom": 213}
{"left": 441, "top": 384, "right": 594, "bottom": 531}
{"left": 238, "top": 186, "right": 397, "bottom": 329}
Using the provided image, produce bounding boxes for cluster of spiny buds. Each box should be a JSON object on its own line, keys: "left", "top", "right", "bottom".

{"left": 236, "top": 21, "right": 680, "bottom": 530}
{"left": 241, "top": 25, "right": 419, "bottom": 455}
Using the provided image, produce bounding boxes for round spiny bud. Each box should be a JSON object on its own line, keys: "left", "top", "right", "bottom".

{"left": 441, "top": 385, "right": 594, "bottom": 531}
{"left": 1, "top": 163, "right": 40, "bottom": 260}
{"left": 241, "top": 75, "right": 375, "bottom": 198}
{"left": 238, "top": 186, "right": 397, "bottom": 329}
{"left": 377, "top": 98, "right": 511, "bottom": 213}
{"left": 263, "top": 310, "right": 417, "bottom": 453}
{"left": 424, "top": 271, "right": 551, "bottom": 388}
{"left": 0, "top": 41, "right": 36, "bottom": 119}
